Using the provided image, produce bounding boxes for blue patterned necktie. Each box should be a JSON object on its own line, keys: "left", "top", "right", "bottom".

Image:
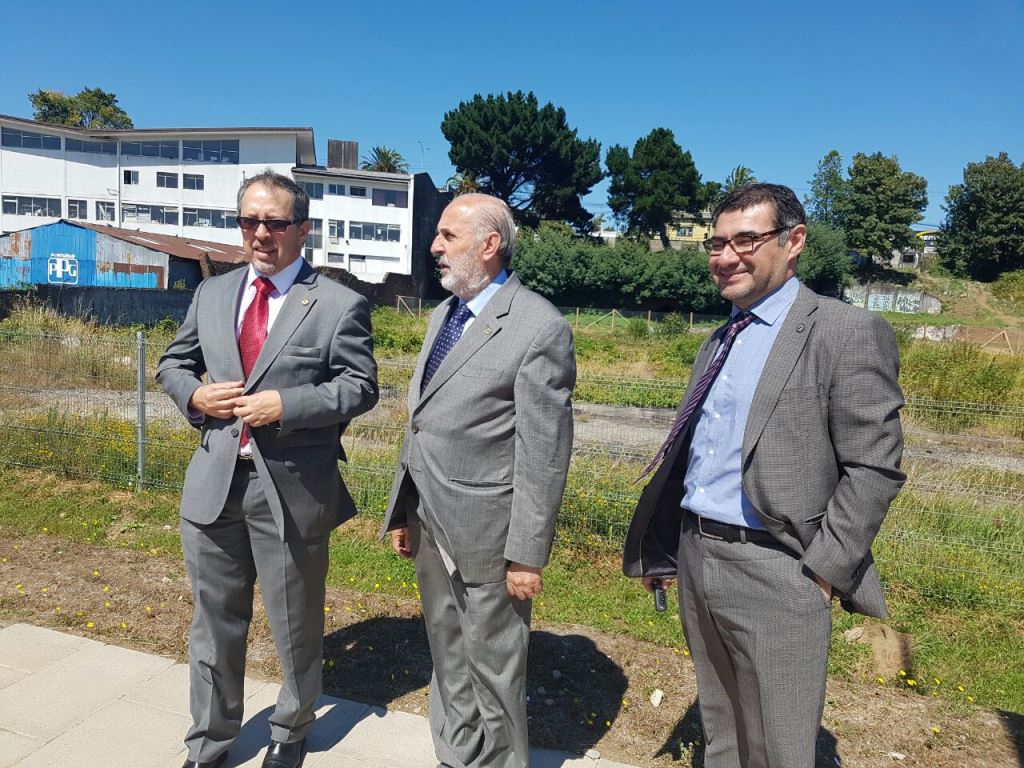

{"left": 421, "top": 303, "right": 473, "bottom": 391}
{"left": 638, "top": 311, "right": 756, "bottom": 480}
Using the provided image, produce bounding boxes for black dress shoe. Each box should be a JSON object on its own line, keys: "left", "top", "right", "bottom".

{"left": 181, "top": 754, "right": 227, "bottom": 768}
{"left": 262, "top": 738, "right": 307, "bottom": 768}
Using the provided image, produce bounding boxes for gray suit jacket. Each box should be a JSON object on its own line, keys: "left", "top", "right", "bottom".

{"left": 157, "top": 261, "right": 379, "bottom": 541}
{"left": 623, "top": 283, "right": 905, "bottom": 617}
{"left": 381, "top": 273, "right": 576, "bottom": 583}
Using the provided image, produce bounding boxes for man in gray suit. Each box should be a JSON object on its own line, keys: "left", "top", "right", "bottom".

{"left": 623, "top": 184, "right": 905, "bottom": 768}
{"left": 158, "top": 170, "right": 378, "bottom": 768}
{"left": 382, "top": 194, "right": 575, "bottom": 768}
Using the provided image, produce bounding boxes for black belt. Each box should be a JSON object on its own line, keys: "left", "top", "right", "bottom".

{"left": 236, "top": 454, "right": 255, "bottom": 464}
{"left": 685, "top": 511, "right": 778, "bottom": 545}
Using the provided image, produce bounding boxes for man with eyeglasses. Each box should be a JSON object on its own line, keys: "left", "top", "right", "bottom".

{"left": 624, "top": 183, "right": 905, "bottom": 767}
{"left": 158, "top": 170, "right": 378, "bottom": 768}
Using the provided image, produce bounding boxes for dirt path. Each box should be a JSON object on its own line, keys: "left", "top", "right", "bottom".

{"left": 1, "top": 533, "right": 1020, "bottom": 768}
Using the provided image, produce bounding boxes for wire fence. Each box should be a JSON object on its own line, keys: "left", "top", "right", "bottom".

{"left": 0, "top": 331, "right": 1022, "bottom": 610}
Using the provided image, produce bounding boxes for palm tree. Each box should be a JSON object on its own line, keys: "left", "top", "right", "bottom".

{"left": 360, "top": 146, "right": 410, "bottom": 173}
{"left": 724, "top": 165, "right": 757, "bottom": 192}
{"left": 445, "top": 171, "right": 480, "bottom": 196}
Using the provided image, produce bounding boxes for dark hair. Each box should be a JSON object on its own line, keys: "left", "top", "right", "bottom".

{"left": 713, "top": 183, "right": 805, "bottom": 245}
{"left": 236, "top": 169, "right": 310, "bottom": 221}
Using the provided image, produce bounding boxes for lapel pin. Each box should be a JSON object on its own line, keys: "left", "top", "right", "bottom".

{"left": 796, "top": 323, "right": 805, "bottom": 333}
{"left": 484, "top": 326, "right": 493, "bottom": 335}
{"left": 301, "top": 298, "right": 310, "bottom": 305}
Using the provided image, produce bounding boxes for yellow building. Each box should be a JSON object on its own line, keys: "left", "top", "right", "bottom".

{"left": 657, "top": 209, "right": 713, "bottom": 250}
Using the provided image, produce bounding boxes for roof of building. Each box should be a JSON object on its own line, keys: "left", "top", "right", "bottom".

{"left": 293, "top": 165, "right": 412, "bottom": 182}
{"left": 0, "top": 113, "right": 316, "bottom": 165}
{"left": 71, "top": 220, "right": 246, "bottom": 263}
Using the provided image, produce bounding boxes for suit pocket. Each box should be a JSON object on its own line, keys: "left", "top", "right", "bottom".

{"left": 449, "top": 477, "right": 512, "bottom": 488}
{"left": 283, "top": 344, "right": 321, "bottom": 359}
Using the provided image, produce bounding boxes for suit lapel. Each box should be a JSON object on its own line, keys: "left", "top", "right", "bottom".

{"left": 742, "top": 284, "right": 818, "bottom": 458}
{"left": 245, "top": 261, "right": 318, "bottom": 389}
{"left": 218, "top": 267, "right": 247, "bottom": 381}
{"left": 410, "top": 296, "right": 456, "bottom": 407}
{"left": 415, "top": 274, "right": 519, "bottom": 408}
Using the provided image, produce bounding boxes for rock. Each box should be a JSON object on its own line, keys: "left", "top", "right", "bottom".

{"left": 886, "top": 752, "right": 906, "bottom": 760}
{"left": 552, "top": 669, "right": 562, "bottom": 680}
{"left": 584, "top": 748, "right": 601, "bottom": 760}
{"left": 537, "top": 686, "right": 546, "bottom": 696}
{"left": 650, "top": 688, "right": 664, "bottom": 707}
{"left": 545, "top": 698, "right": 554, "bottom": 706}
{"left": 845, "top": 623, "right": 913, "bottom": 678}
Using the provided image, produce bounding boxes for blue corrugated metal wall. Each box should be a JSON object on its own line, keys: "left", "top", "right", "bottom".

{"left": 29, "top": 223, "right": 97, "bottom": 286}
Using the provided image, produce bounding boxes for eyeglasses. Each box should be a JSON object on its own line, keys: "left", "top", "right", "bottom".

{"left": 702, "top": 228, "right": 787, "bottom": 255}
{"left": 235, "top": 216, "right": 305, "bottom": 233}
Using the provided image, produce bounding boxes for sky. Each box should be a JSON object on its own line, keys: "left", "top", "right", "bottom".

{"left": 2, "top": 0, "right": 1022, "bottom": 229}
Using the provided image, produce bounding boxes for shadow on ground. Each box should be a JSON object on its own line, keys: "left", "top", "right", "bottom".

{"left": 998, "top": 710, "right": 1023, "bottom": 766}
{"left": 656, "top": 699, "right": 841, "bottom": 767}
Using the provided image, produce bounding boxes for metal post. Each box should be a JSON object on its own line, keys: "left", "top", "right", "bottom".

{"left": 136, "top": 331, "right": 146, "bottom": 491}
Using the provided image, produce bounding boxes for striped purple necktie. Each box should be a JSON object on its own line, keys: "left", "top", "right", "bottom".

{"left": 638, "top": 311, "right": 755, "bottom": 481}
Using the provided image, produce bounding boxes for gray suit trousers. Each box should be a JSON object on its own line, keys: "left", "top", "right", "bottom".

{"left": 411, "top": 507, "right": 532, "bottom": 768}
{"left": 677, "top": 517, "right": 831, "bottom": 768}
{"left": 179, "top": 465, "right": 330, "bottom": 761}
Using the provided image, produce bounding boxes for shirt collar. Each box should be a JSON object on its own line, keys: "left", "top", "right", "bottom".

{"left": 463, "top": 269, "right": 509, "bottom": 318}
{"left": 733, "top": 276, "right": 799, "bottom": 326}
{"left": 246, "top": 256, "right": 304, "bottom": 296}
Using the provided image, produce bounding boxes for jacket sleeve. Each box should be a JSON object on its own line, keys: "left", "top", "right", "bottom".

{"left": 156, "top": 279, "right": 207, "bottom": 423}
{"left": 800, "top": 313, "right": 906, "bottom": 593}
{"left": 503, "top": 317, "right": 577, "bottom": 567}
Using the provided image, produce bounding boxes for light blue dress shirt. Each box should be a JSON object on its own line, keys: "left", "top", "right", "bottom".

{"left": 681, "top": 276, "right": 800, "bottom": 528}
{"left": 462, "top": 269, "right": 509, "bottom": 326}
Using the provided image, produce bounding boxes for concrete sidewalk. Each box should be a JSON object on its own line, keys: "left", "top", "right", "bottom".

{"left": 0, "top": 624, "right": 638, "bottom": 768}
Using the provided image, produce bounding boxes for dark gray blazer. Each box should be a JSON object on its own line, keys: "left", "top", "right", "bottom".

{"left": 623, "top": 283, "right": 905, "bottom": 617}
{"left": 381, "top": 273, "right": 576, "bottom": 583}
{"left": 157, "top": 261, "right": 379, "bottom": 541}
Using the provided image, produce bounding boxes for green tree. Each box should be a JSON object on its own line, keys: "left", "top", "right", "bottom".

{"left": 805, "top": 150, "right": 846, "bottom": 230}
{"left": 939, "top": 152, "right": 1024, "bottom": 280}
{"left": 605, "top": 128, "right": 706, "bottom": 249}
{"left": 360, "top": 146, "right": 409, "bottom": 173}
{"left": 724, "top": 165, "right": 757, "bottom": 192}
{"left": 444, "top": 171, "right": 480, "bottom": 196}
{"left": 441, "top": 91, "right": 603, "bottom": 231}
{"left": 798, "top": 222, "right": 851, "bottom": 296}
{"left": 839, "top": 152, "right": 927, "bottom": 261}
{"left": 29, "top": 87, "right": 133, "bottom": 129}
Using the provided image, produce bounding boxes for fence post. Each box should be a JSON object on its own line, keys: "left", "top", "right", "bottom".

{"left": 575, "top": 307, "right": 580, "bottom": 332}
{"left": 417, "top": 298, "right": 422, "bottom": 318}
{"left": 689, "top": 311, "right": 693, "bottom": 331}
{"left": 136, "top": 331, "right": 146, "bottom": 492}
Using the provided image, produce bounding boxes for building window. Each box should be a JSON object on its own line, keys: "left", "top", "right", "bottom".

{"left": 349, "top": 186, "right": 367, "bottom": 197}
{"left": 121, "top": 140, "right": 179, "bottom": 159}
{"left": 674, "top": 226, "right": 693, "bottom": 238}
{"left": 66, "top": 138, "right": 118, "bottom": 155}
{"left": 96, "top": 201, "right": 115, "bottom": 221}
{"left": 182, "top": 139, "right": 240, "bottom": 164}
{"left": 123, "top": 204, "right": 179, "bottom": 226}
{"left": 124, "top": 170, "right": 139, "bottom": 185}
{"left": 349, "top": 221, "right": 401, "bottom": 242}
{"left": 327, "top": 183, "right": 345, "bottom": 196}
{"left": 303, "top": 219, "right": 323, "bottom": 261}
{"left": 328, "top": 219, "right": 344, "bottom": 243}
{"left": 301, "top": 182, "right": 324, "bottom": 200}
{"left": 348, "top": 255, "right": 366, "bottom": 273}
{"left": 2, "top": 196, "right": 61, "bottom": 217}
{"left": 67, "top": 199, "right": 88, "bottom": 219}
{"left": 184, "top": 207, "right": 237, "bottom": 228}
{"left": 1, "top": 127, "right": 61, "bottom": 150}
{"left": 183, "top": 173, "right": 204, "bottom": 190}
{"left": 371, "top": 189, "right": 408, "bottom": 208}
{"left": 157, "top": 172, "right": 179, "bottom": 189}
{"left": 326, "top": 252, "right": 345, "bottom": 265}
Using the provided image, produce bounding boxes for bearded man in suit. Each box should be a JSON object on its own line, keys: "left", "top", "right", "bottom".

{"left": 158, "top": 170, "right": 378, "bottom": 768}
{"left": 382, "top": 194, "right": 576, "bottom": 768}
{"left": 623, "top": 183, "right": 905, "bottom": 768}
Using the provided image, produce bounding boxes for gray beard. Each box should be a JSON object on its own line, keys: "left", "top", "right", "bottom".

{"left": 441, "top": 264, "right": 491, "bottom": 301}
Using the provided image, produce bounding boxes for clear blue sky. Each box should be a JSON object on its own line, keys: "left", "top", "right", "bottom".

{"left": 3, "top": 0, "right": 1022, "bottom": 228}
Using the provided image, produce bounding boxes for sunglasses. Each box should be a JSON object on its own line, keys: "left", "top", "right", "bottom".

{"left": 235, "top": 216, "right": 305, "bottom": 233}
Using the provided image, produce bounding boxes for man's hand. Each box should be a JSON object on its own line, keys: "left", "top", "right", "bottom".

{"left": 506, "top": 563, "right": 543, "bottom": 600}
{"left": 642, "top": 576, "right": 674, "bottom": 593}
{"left": 189, "top": 381, "right": 244, "bottom": 418}
{"left": 391, "top": 527, "right": 414, "bottom": 559}
{"left": 812, "top": 572, "right": 832, "bottom": 602}
{"left": 233, "top": 390, "right": 283, "bottom": 428}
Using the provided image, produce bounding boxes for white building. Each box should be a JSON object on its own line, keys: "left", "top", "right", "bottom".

{"left": 0, "top": 114, "right": 431, "bottom": 284}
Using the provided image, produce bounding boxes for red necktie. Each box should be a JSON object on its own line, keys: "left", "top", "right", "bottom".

{"left": 238, "top": 276, "right": 274, "bottom": 447}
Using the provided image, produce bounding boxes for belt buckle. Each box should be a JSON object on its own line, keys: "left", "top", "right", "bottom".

{"left": 696, "top": 514, "right": 725, "bottom": 541}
